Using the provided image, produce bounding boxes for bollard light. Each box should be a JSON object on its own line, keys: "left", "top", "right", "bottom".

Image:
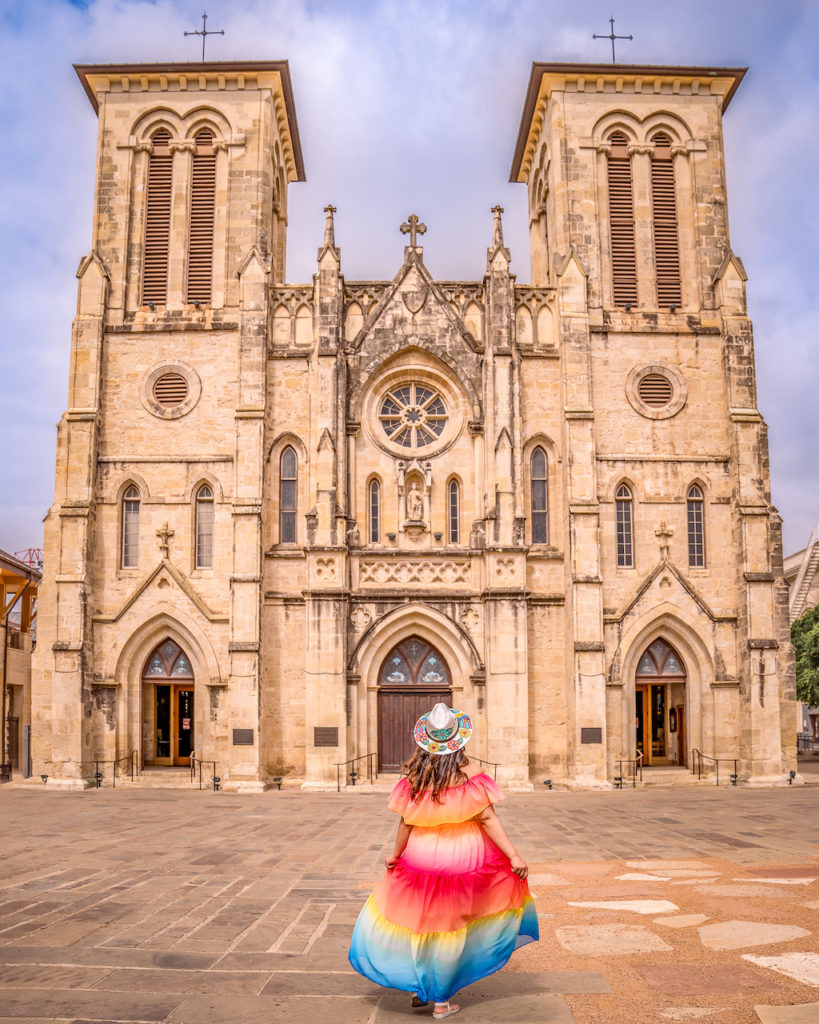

{"left": 349, "top": 768, "right": 358, "bottom": 786}
{"left": 543, "top": 779, "right": 552, "bottom": 790}
{"left": 273, "top": 776, "right": 282, "bottom": 791}
{"left": 93, "top": 771, "right": 103, "bottom": 789}
{"left": 213, "top": 776, "right": 221, "bottom": 792}
{"left": 730, "top": 774, "right": 738, "bottom": 786}
{"left": 614, "top": 775, "right": 623, "bottom": 789}
{"left": 40, "top": 774, "right": 48, "bottom": 785}
{"left": 789, "top": 770, "right": 796, "bottom": 785}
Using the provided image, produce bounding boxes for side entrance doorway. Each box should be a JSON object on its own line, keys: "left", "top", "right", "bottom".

{"left": 635, "top": 638, "right": 687, "bottom": 767}
{"left": 377, "top": 636, "right": 452, "bottom": 771}
{"left": 142, "top": 638, "right": 194, "bottom": 767}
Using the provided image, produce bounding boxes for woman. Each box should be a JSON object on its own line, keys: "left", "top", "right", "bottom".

{"left": 349, "top": 703, "right": 538, "bottom": 1019}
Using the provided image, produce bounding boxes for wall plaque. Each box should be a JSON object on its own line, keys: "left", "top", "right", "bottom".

{"left": 232, "top": 728, "right": 254, "bottom": 745}
{"left": 580, "top": 727, "right": 602, "bottom": 744}
{"left": 314, "top": 727, "right": 339, "bottom": 747}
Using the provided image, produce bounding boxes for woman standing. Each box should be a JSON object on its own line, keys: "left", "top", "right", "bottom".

{"left": 349, "top": 703, "right": 538, "bottom": 1019}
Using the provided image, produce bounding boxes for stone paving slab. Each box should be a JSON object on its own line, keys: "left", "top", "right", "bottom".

{"left": 635, "top": 964, "right": 783, "bottom": 995}
{"left": 0, "top": 786, "right": 818, "bottom": 1023}
{"left": 754, "top": 1004, "right": 819, "bottom": 1023}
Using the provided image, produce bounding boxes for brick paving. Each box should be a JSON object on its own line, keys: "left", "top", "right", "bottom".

{"left": 0, "top": 784, "right": 817, "bottom": 1023}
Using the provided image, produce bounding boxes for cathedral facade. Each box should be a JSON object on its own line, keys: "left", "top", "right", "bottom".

{"left": 31, "top": 58, "right": 796, "bottom": 789}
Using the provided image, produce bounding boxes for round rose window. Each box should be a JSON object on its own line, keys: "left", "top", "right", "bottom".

{"left": 379, "top": 383, "right": 447, "bottom": 448}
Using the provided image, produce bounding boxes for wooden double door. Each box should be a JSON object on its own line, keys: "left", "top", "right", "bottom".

{"left": 142, "top": 638, "right": 195, "bottom": 766}
{"left": 377, "top": 637, "right": 452, "bottom": 771}
{"left": 635, "top": 639, "right": 687, "bottom": 767}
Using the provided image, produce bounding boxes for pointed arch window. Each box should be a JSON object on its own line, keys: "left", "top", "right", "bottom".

{"left": 121, "top": 485, "right": 140, "bottom": 568}
{"left": 687, "top": 484, "right": 705, "bottom": 567}
{"left": 607, "top": 131, "right": 637, "bottom": 307}
{"left": 651, "top": 132, "right": 682, "bottom": 308}
{"left": 531, "top": 447, "right": 548, "bottom": 544}
{"left": 195, "top": 484, "right": 214, "bottom": 569}
{"left": 280, "top": 447, "right": 297, "bottom": 544}
{"left": 187, "top": 128, "right": 216, "bottom": 305}
{"left": 615, "top": 483, "right": 634, "bottom": 567}
{"left": 448, "top": 479, "right": 460, "bottom": 544}
{"left": 142, "top": 128, "right": 173, "bottom": 305}
{"left": 369, "top": 479, "right": 381, "bottom": 544}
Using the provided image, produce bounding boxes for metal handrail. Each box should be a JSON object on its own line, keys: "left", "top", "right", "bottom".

{"left": 86, "top": 750, "right": 139, "bottom": 788}
{"left": 334, "top": 752, "right": 376, "bottom": 792}
{"left": 189, "top": 752, "right": 220, "bottom": 791}
{"left": 691, "top": 749, "right": 739, "bottom": 786}
{"left": 469, "top": 756, "right": 500, "bottom": 781}
{"left": 614, "top": 756, "right": 643, "bottom": 788}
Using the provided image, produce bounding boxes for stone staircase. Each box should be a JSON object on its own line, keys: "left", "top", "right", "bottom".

{"left": 637, "top": 766, "right": 712, "bottom": 787}
{"left": 112, "top": 767, "right": 213, "bottom": 790}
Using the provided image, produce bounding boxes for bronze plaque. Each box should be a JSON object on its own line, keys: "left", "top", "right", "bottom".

{"left": 580, "top": 727, "right": 602, "bottom": 744}
{"left": 314, "top": 727, "right": 339, "bottom": 747}
{"left": 232, "top": 728, "right": 254, "bottom": 746}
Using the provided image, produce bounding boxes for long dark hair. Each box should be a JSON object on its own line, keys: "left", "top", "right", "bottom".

{"left": 402, "top": 746, "right": 469, "bottom": 803}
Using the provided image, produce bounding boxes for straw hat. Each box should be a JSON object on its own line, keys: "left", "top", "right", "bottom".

{"left": 413, "top": 703, "right": 473, "bottom": 755}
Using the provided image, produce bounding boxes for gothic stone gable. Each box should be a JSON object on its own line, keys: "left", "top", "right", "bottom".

{"left": 347, "top": 250, "right": 483, "bottom": 417}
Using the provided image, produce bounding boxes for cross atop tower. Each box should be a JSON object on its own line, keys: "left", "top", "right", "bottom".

{"left": 184, "top": 11, "right": 225, "bottom": 62}
{"left": 400, "top": 214, "right": 427, "bottom": 249}
{"left": 592, "top": 16, "right": 633, "bottom": 64}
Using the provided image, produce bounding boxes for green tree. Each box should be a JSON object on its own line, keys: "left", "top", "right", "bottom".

{"left": 791, "top": 604, "right": 819, "bottom": 707}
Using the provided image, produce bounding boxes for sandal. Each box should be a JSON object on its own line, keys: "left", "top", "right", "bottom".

{"left": 433, "top": 1003, "right": 460, "bottom": 1020}
{"left": 411, "top": 995, "right": 428, "bottom": 1008}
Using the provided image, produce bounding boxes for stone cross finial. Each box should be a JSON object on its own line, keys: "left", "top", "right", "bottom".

{"left": 323, "top": 204, "right": 337, "bottom": 248}
{"left": 400, "top": 214, "right": 427, "bottom": 249}
{"left": 655, "top": 521, "right": 674, "bottom": 561}
{"left": 491, "top": 205, "right": 505, "bottom": 248}
{"left": 184, "top": 11, "right": 225, "bottom": 62}
{"left": 156, "top": 522, "right": 175, "bottom": 560}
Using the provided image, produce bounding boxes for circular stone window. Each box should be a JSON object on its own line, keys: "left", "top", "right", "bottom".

{"left": 626, "top": 364, "right": 687, "bottom": 420}
{"left": 141, "top": 362, "right": 202, "bottom": 420}
{"left": 379, "top": 383, "right": 447, "bottom": 449}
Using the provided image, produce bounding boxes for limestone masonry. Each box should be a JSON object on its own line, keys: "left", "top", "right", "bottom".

{"left": 31, "top": 58, "right": 796, "bottom": 790}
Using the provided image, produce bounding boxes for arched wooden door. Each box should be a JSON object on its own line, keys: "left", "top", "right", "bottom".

{"left": 377, "top": 637, "right": 452, "bottom": 771}
{"left": 635, "top": 638, "right": 687, "bottom": 766}
{"left": 142, "top": 638, "right": 194, "bottom": 767}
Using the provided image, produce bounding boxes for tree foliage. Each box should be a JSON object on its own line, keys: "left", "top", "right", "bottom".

{"left": 791, "top": 604, "right": 819, "bottom": 707}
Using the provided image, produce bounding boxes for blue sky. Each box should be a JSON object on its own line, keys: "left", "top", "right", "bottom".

{"left": 0, "top": 0, "right": 817, "bottom": 556}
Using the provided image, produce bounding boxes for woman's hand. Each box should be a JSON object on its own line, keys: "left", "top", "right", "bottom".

{"left": 385, "top": 854, "right": 400, "bottom": 870}
{"left": 509, "top": 855, "right": 528, "bottom": 879}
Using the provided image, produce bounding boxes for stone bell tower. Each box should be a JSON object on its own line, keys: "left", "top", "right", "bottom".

{"left": 510, "top": 63, "right": 795, "bottom": 784}
{"left": 32, "top": 61, "right": 304, "bottom": 787}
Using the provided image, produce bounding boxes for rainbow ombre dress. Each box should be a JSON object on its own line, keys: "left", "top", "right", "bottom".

{"left": 349, "top": 773, "right": 538, "bottom": 1003}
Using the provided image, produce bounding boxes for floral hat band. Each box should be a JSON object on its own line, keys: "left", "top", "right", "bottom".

{"left": 413, "top": 703, "right": 473, "bottom": 755}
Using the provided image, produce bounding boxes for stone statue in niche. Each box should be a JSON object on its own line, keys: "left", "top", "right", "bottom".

{"left": 406, "top": 485, "right": 424, "bottom": 521}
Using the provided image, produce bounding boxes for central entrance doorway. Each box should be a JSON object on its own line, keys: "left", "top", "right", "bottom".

{"left": 377, "top": 636, "right": 452, "bottom": 771}
{"left": 142, "top": 638, "right": 194, "bottom": 766}
{"left": 635, "top": 638, "right": 687, "bottom": 767}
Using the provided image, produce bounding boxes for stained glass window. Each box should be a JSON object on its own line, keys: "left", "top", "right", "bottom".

{"left": 615, "top": 483, "right": 633, "bottom": 567}
{"left": 531, "top": 448, "right": 548, "bottom": 544}
{"left": 122, "top": 485, "right": 140, "bottom": 568}
{"left": 379, "top": 383, "right": 447, "bottom": 449}
{"left": 379, "top": 637, "right": 451, "bottom": 688}
{"left": 636, "top": 639, "right": 686, "bottom": 676}
{"left": 687, "top": 485, "right": 705, "bottom": 567}
{"left": 280, "top": 446, "right": 297, "bottom": 543}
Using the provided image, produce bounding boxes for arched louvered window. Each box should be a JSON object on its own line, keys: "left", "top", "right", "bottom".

{"left": 280, "top": 447, "right": 297, "bottom": 544}
{"left": 448, "top": 480, "right": 460, "bottom": 544}
{"left": 186, "top": 128, "right": 216, "bottom": 305}
{"left": 369, "top": 479, "right": 380, "bottom": 544}
{"left": 651, "top": 133, "right": 682, "bottom": 308}
{"left": 531, "top": 447, "right": 548, "bottom": 544}
{"left": 195, "top": 484, "right": 214, "bottom": 569}
{"left": 687, "top": 484, "right": 705, "bottom": 567}
{"left": 607, "top": 131, "right": 637, "bottom": 307}
{"left": 121, "top": 485, "right": 140, "bottom": 568}
{"left": 615, "top": 483, "right": 634, "bottom": 568}
{"left": 142, "top": 129, "right": 173, "bottom": 305}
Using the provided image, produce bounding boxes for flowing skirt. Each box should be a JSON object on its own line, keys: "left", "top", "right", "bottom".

{"left": 349, "top": 819, "right": 538, "bottom": 1003}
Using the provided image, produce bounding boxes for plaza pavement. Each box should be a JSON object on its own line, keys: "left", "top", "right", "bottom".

{"left": 0, "top": 769, "right": 818, "bottom": 1024}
